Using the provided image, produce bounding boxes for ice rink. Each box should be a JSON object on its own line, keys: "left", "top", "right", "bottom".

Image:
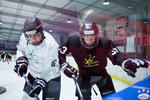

{"left": 0, "top": 56, "right": 132, "bottom": 100}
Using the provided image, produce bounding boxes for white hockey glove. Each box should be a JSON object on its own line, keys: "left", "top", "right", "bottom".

{"left": 14, "top": 56, "right": 28, "bottom": 77}
{"left": 29, "top": 78, "right": 46, "bottom": 97}
{"left": 61, "top": 63, "right": 79, "bottom": 78}
{"left": 122, "top": 58, "right": 149, "bottom": 77}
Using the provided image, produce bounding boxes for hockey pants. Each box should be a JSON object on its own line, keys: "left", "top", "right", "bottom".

{"left": 76, "top": 73, "right": 116, "bottom": 100}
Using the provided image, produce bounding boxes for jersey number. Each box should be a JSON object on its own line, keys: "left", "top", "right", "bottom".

{"left": 111, "top": 48, "right": 119, "bottom": 56}
{"left": 59, "top": 46, "right": 67, "bottom": 54}
{"left": 51, "top": 60, "right": 57, "bottom": 67}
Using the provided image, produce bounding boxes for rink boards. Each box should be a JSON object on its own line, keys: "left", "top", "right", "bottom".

{"left": 103, "top": 76, "right": 150, "bottom": 100}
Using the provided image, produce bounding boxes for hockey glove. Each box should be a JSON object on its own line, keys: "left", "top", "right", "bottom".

{"left": 122, "top": 58, "right": 149, "bottom": 77}
{"left": 61, "top": 63, "right": 79, "bottom": 78}
{"left": 29, "top": 78, "right": 46, "bottom": 97}
{"left": 14, "top": 56, "right": 28, "bottom": 77}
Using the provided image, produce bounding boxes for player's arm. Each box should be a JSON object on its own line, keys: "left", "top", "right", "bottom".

{"left": 58, "top": 38, "right": 78, "bottom": 78}
{"left": 107, "top": 40, "right": 149, "bottom": 77}
{"left": 106, "top": 40, "right": 127, "bottom": 66}
{"left": 14, "top": 34, "right": 28, "bottom": 77}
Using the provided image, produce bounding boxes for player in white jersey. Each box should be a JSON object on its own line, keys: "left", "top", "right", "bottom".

{"left": 14, "top": 17, "right": 61, "bottom": 100}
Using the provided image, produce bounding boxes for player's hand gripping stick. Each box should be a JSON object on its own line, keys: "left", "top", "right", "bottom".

{"left": 23, "top": 75, "right": 40, "bottom": 100}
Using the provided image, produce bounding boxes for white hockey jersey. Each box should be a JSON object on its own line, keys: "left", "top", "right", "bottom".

{"left": 16, "top": 31, "right": 61, "bottom": 82}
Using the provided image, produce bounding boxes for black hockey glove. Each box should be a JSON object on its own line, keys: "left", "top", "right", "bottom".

{"left": 29, "top": 78, "right": 46, "bottom": 97}
{"left": 14, "top": 56, "right": 28, "bottom": 77}
{"left": 122, "top": 58, "right": 149, "bottom": 77}
{"left": 61, "top": 63, "right": 79, "bottom": 78}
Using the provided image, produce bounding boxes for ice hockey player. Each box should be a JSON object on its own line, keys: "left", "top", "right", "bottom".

{"left": 14, "top": 17, "right": 61, "bottom": 100}
{"left": 58, "top": 22, "right": 149, "bottom": 100}
{"left": 1, "top": 51, "right": 6, "bottom": 62}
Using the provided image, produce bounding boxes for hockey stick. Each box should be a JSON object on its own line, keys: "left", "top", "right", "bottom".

{"left": 73, "top": 78, "right": 84, "bottom": 100}
{"left": 23, "top": 75, "right": 40, "bottom": 100}
{"left": 92, "top": 86, "right": 98, "bottom": 95}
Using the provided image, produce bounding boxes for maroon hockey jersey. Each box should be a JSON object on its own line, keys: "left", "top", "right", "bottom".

{"left": 59, "top": 34, "right": 127, "bottom": 76}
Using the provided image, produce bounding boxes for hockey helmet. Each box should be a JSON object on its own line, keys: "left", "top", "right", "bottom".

{"left": 24, "top": 17, "right": 43, "bottom": 36}
{"left": 23, "top": 17, "right": 44, "bottom": 45}
{"left": 80, "top": 22, "right": 98, "bottom": 36}
{"left": 80, "top": 22, "right": 99, "bottom": 49}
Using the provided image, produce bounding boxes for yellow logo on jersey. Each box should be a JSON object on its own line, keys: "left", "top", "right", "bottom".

{"left": 84, "top": 54, "right": 99, "bottom": 67}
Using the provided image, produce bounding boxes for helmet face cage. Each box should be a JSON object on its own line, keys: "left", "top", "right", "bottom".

{"left": 23, "top": 17, "right": 44, "bottom": 45}
{"left": 80, "top": 22, "right": 99, "bottom": 49}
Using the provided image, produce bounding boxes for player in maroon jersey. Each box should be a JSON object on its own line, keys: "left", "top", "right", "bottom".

{"left": 59, "top": 22, "right": 149, "bottom": 100}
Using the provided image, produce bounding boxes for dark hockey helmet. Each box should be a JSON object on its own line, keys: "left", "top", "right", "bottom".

{"left": 24, "top": 17, "right": 43, "bottom": 36}
{"left": 80, "top": 22, "right": 99, "bottom": 49}
{"left": 23, "top": 17, "right": 44, "bottom": 45}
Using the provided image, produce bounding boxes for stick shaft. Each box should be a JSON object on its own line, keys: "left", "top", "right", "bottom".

{"left": 73, "top": 78, "right": 84, "bottom": 100}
